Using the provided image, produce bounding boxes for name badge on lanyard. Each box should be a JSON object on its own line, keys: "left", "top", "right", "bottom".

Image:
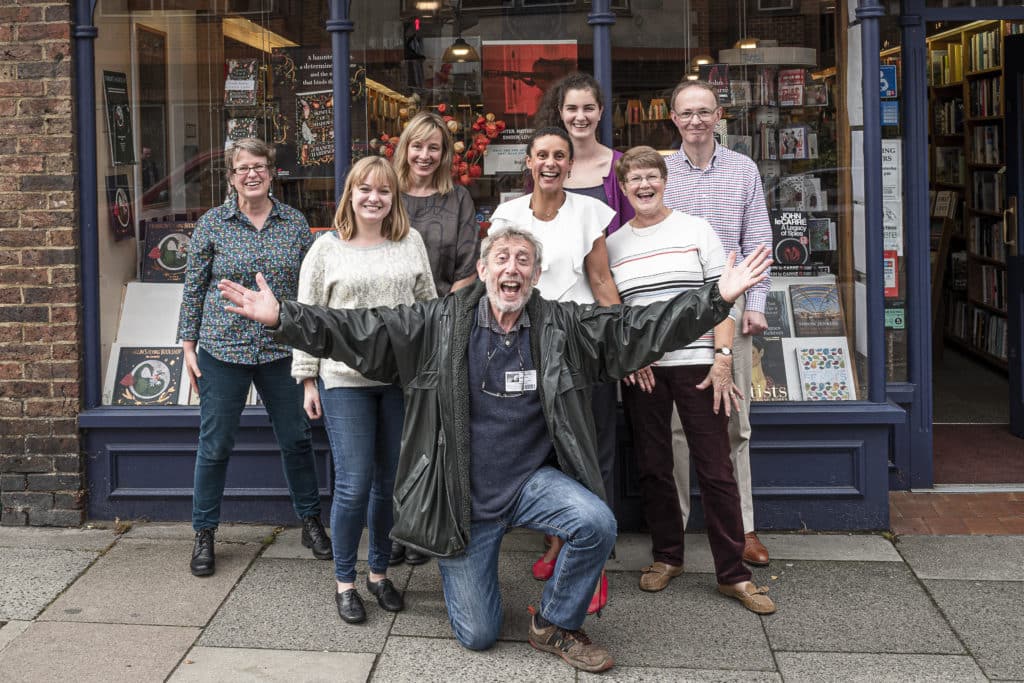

{"left": 505, "top": 369, "right": 537, "bottom": 392}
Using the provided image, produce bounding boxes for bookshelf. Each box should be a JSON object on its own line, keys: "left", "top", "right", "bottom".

{"left": 928, "top": 20, "right": 1022, "bottom": 370}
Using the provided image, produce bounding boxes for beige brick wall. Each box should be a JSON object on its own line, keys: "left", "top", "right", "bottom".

{"left": 0, "top": 1, "right": 85, "bottom": 526}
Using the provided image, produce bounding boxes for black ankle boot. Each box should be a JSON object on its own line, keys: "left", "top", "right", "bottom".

{"left": 301, "top": 515, "right": 332, "bottom": 560}
{"left": 190, "top": 528, "right": 215, "bottom": 577}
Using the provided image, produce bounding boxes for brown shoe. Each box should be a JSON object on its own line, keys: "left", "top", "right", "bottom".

{"left": 527, "top": 607, "right": 614, "bottom": 673}
{"left": 743, "top": 532, "right": 770, "bottom": 566}
{"left": 717, "top": 581, "right": 777, "bottom": 614}
{"left": 639, "top": 562, "right": 684, "bottom": 592}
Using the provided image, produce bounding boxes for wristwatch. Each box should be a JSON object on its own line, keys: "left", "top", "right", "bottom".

{"left": 715, "top": 347, "right": 733, "bottom": 357}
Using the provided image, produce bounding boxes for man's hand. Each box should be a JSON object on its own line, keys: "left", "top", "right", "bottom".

{"left": 696, "top": 359, "right": 743, "bottom": 416}
{"left": 742, "top": 310, "right": 768, "bottom": 336}
{"left": 623, "top": 365, "right": 656, "bottom": 393}
{"left": 717, "top": 245, "right": 771, "bottom": 304}
{"left": 218, "top": 273, "right": 282, "bottom": 327}
{"left": 181, "top": 339, "right": 201, "bottom": 396}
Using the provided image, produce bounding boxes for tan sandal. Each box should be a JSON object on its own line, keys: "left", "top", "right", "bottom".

{"left": 717, "top": 581, "right": 777, "bottom": 614}
{"left": 639, "top": 562, "right": 683, "bottom": 592}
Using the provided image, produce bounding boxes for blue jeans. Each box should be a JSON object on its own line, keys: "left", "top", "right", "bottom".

{"left": 192, "top": 349, "right": 321, "bottom": 531}
{"left": 438, "top": 466, "right": 616, "bottom": 650}
{"left": 319, "top": 382, "right": 405, "bottom": 583}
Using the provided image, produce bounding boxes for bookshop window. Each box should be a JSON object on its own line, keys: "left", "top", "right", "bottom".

{"left": 94, "top": 1, "right": 331, "bottom": 406}
{"left": 616, "top": 1, "right": 865, "bottom": 401}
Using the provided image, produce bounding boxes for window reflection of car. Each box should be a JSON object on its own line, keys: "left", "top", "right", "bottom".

{"left": 140, "top": 148, "right": 226, "bottom": 222}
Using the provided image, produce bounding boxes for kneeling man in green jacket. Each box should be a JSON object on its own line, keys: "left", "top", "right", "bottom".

{"left": 218, "top": 226, "right": 770, "bottom": 674}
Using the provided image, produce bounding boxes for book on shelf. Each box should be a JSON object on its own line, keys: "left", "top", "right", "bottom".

{"left": 730, "top": 80, "right": 752, "bottom": 107}
{"left": 804, "top": 83, "right": 828, "bottom": 107}
{"left": 968, "top": 77, "right": 1001, "bottom": 117}
{"left": 111, "top": 347, "right": 185, "bottom": 406}
{"left": 972, "top": 171, "right": 1005, "bottom": 213}
{"left": 777, "top": 69, "right": 805, "bottom": 107}
{"left": 778, "top": 126, "right": 808, "bottom": 160}
{"left": 759, "top": 124, "right": 778, "bottom": 160}
{"left": 933, "top": 97, "right": 964, "bottom": 136}
{"left": 795, "top": 341, "right": 855, "bottom": 401}
{"left": 808, "top": 218, "right": 836, "bottom": 253}
{"left": 771, "top": 210, "right": 810, "bottom": 271}
{"left": 141, "top": 221, "right": 195, "bottom": 283}
{"left": 224, "top": 58, "right": 261, "bottom": 106}
{"left": 699, "top": 64, "right": 732, "bottom": 105}
{"left": 950, "top": 250, "right": 968, "bottom": 290}
{"left": 934, "top": 146, "right": 966, "bottom": 185}
{"left": 970, "top": 125, "right": 1000, "bottom": 164}
{"left": 764, "top": 290, "right": 793, "bottom": 338}
{"left": 807, "top": 133, "right": 819, "bottom": 160}
{"left": 970, "top": 216, "right": 1009, "bottom": 261}
{"left": 967, "top": 27, "right": 1001, "bottom": 72}
{"left": 932, "top": 189, "right": 959, "bottom": 220}
{"left": 722, "top": 134, "right": 753, "bottom": 158}
{"left": 757, "top": 67, "right": 778, "bottom": 106}
{"left": 789, "top": 281, "right": 844, "bottom": 336}
{"left": 225, "top": 117, "right": 259, "bottom": 151}
{"left": 751, "top": 336, "right": 790, "bottom": 402}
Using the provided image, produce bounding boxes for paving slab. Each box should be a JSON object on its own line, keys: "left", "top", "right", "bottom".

{"left": 0, "top": 620, "right": 30, "bottom": 654}
{"left": 0, "top": 621, "right": 199, "bottom": 683}
{"left": 897, "top": 535, "right": 1024, "bottom": 581}
{"left": 579, "top": 667, "right": 782, "bottom": 681}
{"left": 169, "top": 646, "right": 374, "bottom": 682}
{"left": 392, "top": 550, "right": 548, "bottom": 642}
{"left": 372, "top": 635, "right": 575, "bottom": 682}
{"left": 123, "top": 522, "right": 279, "bottom": 544}
{"left": 39, "top": 538, "right": 259, "bottom": 626}
{"left": 263, "top": 526, "right": 368, "bottom": 560}
{"left": 200, "top": 558, "right": 410, "bottom": 653}
{"left": 0, "top": 547, "right": 97, "bottom": 620}
{"left": 0, "top": 526, "right": 117, "bottom": 551}
{"left": 925, "top": 579, "right": 1024, "bottom": 680}
{"left": 762, "top": 561, "right": 963, "bottom": 654}
{"left": 774, "top": 652, "right": 987, "bottom": 682}
{"left": 584, "top": 571, "right": 775, "bottom": 670}
{"left": 757, "top": 533, "right": 901, "bottom": 562}
{"left": 605, "top": 532, "right": 715, "bottom": 574}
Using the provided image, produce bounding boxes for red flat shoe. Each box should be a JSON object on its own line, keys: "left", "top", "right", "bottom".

{"left": 587, "top": 572, "right": 608, "bottom": 616}
{"left": 532, "top": 554, "right": 555, "bottom": 581}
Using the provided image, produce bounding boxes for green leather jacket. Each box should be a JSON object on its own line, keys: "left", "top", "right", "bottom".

{"left": 270, "top": 279, "right": 731, "bottom": 558}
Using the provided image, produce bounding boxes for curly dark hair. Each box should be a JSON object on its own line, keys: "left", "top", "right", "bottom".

{"left": 532, "top": 72, "right": 605, "bottom": 133}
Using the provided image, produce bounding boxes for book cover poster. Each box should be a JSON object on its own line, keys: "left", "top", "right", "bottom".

{"left": 225, "top": 117, "right": 259, "bottom": 150}
{"left": 224, "top": 58, "right": 260, "bottom": 106}
{"left": 777, "top": 68, "right": 805, "bottom": 107}
{"left": 699, "top": 64, "right": 732, "bottom": 105}
{"left": 790, "top": 282, "right": 844, "bottom": 336}
{"left": 771, "top": 210, "right": 810, "bottom": 270}
{"left": 751, "top": 336, "right": 790, "bottom": 402}
{"left": 102, "top": 70, "right": 135, "bottom": 165}
{"left": 482, "top": 40, "right": 577, "bottom": 123}
{"left": 731, "top": 80, "right": 752, "bottom": 107}
{"left": 804, "top": 83, "right": 829, "bottom": 106}
{"left": 764, "top": 290, "right": 793, "bottom": 338}
{"left": 779, "top": 126, "right": 807, "bottom": 160}
{"left": 105, "top": 174, "right": 134, "bottom": 241}
{"left": 796, "top": 343, "right": 854, "bottom": 401}
{"left": 296, "top": 90, "right": 334, "bottom": 171}
{"left": 112, "top": 347, "right": 184, "bottom": 406}
{"left": 142, "top": 222, "right": 195, "bottom": 283}
{"left": 808, "top": 218, "right": 836, "bottom": 252}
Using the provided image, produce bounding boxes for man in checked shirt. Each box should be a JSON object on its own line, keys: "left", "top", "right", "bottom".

{"left": 663, "top": 79, "right": 774, "bottom": 566}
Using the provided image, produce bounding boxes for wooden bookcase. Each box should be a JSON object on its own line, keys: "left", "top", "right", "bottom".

{"left": 927, "top": 20, "right": 1022, "bottom": 370}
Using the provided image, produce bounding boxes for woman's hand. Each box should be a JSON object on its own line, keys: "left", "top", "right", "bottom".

{"left": 182, "top": 340, "right": 201, "bottom": 397}
{"left": 717, "top": 245, "right": 772, "bottom": 304}
{"left": 218, "top": 272, "right": 281, "bottom": 326}
{"left": 696, "top": 359, "right": 744, "bottom": 416}
{"left": 623, "top": 365, "right": 656, "bottom": 393}
{"left": 302, "top": 378, "right": 322, "bottom": 420}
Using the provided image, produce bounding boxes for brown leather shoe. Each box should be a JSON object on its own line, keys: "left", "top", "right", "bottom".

{"left": 717, "top": 581, "right": 777, "bottom": 614}
{"left": 743, "top": 532, "right": 770, "bottom": 566}
{"left": 638, "top": 562, "right": 684, "bottom": 592}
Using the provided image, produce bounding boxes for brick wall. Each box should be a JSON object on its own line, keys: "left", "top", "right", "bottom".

{"left": 0, "top": 2, "right": 84, "bottom": 526}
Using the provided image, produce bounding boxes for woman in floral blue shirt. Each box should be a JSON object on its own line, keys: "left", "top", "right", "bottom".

{"left": 176, "top": 138, "right": 330, "bottom": 577}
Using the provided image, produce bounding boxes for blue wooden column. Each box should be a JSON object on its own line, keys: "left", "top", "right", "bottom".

{"left": 328, "top": 0, "right": 354, "bottom": 201}
{"left": 588, "top": 0, "right": 615, "bottom": 146}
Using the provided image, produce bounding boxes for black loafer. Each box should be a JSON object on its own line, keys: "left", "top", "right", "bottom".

{"left": 336, "top": 589, "right": 366, "bottom": 624}
{"left": 366, "top": 576, "right": 404, "bottom": 612}
{"left": 389, "top": 541, "right": 406, "bottom": 566}
{"left": 405, "top": 548, "right": 430, "bottom": 566}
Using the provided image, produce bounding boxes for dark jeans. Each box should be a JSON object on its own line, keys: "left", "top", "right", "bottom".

{"left": 622, "top": 364, "right": 749, "bottom": 585}
{"left": 192, "top": 349, "right": 321, "bottom": 531}
{"left": 318, "top": 382, "right": 405, "bottom": 583}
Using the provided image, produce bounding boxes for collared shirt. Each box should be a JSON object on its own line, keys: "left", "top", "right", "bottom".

{"left": 177, "top": 195, "right": 313, "bottom": 365}
{"left": 476, "top": 293, "right": 531, "bottom": 334}
{"left": 663, "top": 142, "right": 772, "bottom": 313}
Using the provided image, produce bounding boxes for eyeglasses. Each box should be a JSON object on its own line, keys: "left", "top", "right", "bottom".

{"left": 673, "top": 109, "right": 718, "bottom": 122}
{"left": 481, "top": 337, "right": 527, "bottom": 399}
{"left": 231, "top": 164, "right": 269, "bottom": 176}
{"left": 624, "top": 173, "right": 664, "bottom": 187}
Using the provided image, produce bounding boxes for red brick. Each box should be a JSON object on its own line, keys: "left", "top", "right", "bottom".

{"left": 22, "top": 211, "right": 72, "bottom": 229}
{"left": 18, "top": 97, "right": 71, "bottom": 117}
{"left": 24, "top": 400, "right": 75, "bottom": 418}
{"left": 0, "top": 325, "right": 23, "bottom": 343}
{"left": 22, "top": 325, "right": 74, "bottom": 343}
{"left": 0, "top": 193, "right": 48, "bottom": 210}
{"left": 21, "top": 248, "right": 76, "bottom": 267}
{"left": 51, "top": 344, "right": 79, "bottom": 360}
{"left": 0, "top": 268, "right": 49, "bottom": 286}
{"left": 0, "top": 6, "right": 42, "bottom": 22}
{"left": 0, "top": 287, "right": 21, "bottom": 304}
{"left": 47, "top": 229, "right": 76, "bottom": 247}
{"left": 23, "top": 286, "right": 76, "bottom": 304}
{"left": 52, "top": 381, "right": 78, "bottom": 399}
{"left": 0, "top": 81, "right": 45, "bottom": 98}
{"left": 50, "top": 267, "right": 78, "bottom": 285}
{"left": 0, "top": 157, "right": 45, "bottom": 174}
{"left": 50, "top": 306, "right": 78, "bottom": 323}
{"left": 0, "top": 362, "right": 22, "bottom": 380}
{"left": 26, "top": 361, "right": 77, "bottom": 381}
{"left": 45, "top": 5, "right": 71, "bottom": 22}
{"left": 25, "top": 436, "right": 78, "bottom": 453}
{"left": 16, "top": 23, "right": 70, "bottom": 42}
{"left": 0, "top": 381, "right": 51, "bottom": 399}
{"left": 1, "top": 44, "right": 43, "bottom": 61}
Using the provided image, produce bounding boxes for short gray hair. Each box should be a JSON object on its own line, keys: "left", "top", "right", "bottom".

{"left": 480, "top": 224, "right": 544, "bottom": 273}
{"left": 224, "top": 137, "right": 276, "bottom": 182}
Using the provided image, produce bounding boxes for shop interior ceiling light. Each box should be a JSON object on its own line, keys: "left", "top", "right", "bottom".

{"left": 443, "top": 36, "right": 480, "bottom": 63}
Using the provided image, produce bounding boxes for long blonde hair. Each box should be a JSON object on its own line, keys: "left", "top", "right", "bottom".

{"left": 392, "top": 111, "right": 455, "bottom": 195}
{"left": 332, "top": 156, "right": 410, "bottom": 242}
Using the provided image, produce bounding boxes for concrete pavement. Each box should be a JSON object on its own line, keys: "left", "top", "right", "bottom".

{"left": 0, "top": 524, "right": 1020, "bottom": 681}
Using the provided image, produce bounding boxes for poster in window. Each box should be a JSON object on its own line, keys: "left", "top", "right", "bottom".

{"left": 789, "top": 281, "right": 844, "bottom": 337}
{"left": 796, "top": 342, "right": 854, "bottom": 401}
{"left": 224, "top": 58, "right": 261, "bottom": 106}
{"left": 771, "top": 210, "right": 810, "bottom": 272}
{"left": 102, "top": 70, "right": 135, "bottom": 166}
{"left": 698, "top": 64, "right": 732, "bottom": 105}
{"left": 751, "top": 336, "right": 790, "bottom": 402}
{"left": 142, "top": 222, "right": 195, "bottom": 283}
{"left": 764, "top": 290, "right": 793, "bottom": 338}
{"left": 105, "top": 174, "right": 134, "bottom": 241}
{"left": 112, "top": 347, "right": 184, "bottom": 406}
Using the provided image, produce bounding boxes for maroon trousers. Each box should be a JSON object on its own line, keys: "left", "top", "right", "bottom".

{"left": 622, "top": 364, "right": 751, "bottom": 585}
